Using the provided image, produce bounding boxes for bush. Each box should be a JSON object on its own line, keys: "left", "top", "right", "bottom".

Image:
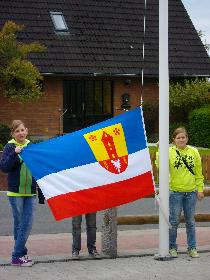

{"left": 188, "top": 106, "right": 210, "bottom": 148}
{"left": 0, "top": 124, "right": 10, "bottom": 147}
{"left": 169, "top": 78, "right": 210, "bottom": 122}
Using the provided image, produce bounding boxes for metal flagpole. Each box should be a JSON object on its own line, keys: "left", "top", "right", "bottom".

{"left": 155, "top": 0, "right": 170, "bottom": 259}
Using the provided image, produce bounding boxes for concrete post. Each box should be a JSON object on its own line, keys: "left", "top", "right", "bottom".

{"left": 101, "top": 207, "right": 118, "bottom": 258}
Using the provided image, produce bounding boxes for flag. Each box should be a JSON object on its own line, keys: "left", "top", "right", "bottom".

{"left": 21, "top": 107, "right": 154, "bottom": 221}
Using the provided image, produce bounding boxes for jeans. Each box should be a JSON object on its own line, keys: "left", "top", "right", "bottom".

{"left": 8, "top": 196, "right": 36, "bottom": 260}
{"left": 72, "top": 213, "right": 97, "bottom": 253}
{"left": 169, "top": 191, "right": 197, "bottom": 250}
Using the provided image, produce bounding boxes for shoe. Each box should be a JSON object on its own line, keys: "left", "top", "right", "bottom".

{"left": 72, "top": 251, "right": 80, "bottom": 260}
{"left": 89, "top": 249, "right": 100, "bottom": 258}
{"left": 169, "top": 248, "right": 178, "bottom": 258}
{"left": 188, "top": 248, "right": 199, "bottom": 258}
{"left": 24, "top": 255, "right": 34, "bottom": 265}
{"left": 11, "top": 256, "right": 33, "bottom": 267}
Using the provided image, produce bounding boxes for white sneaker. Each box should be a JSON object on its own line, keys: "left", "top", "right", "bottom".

{"left": 11, "top": 256, "right": 33, "bottom": 267}
{"left": 24, "top": 255, "right": 34, "bottom": 265}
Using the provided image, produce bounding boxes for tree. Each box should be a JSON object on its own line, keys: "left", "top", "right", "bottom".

{"left": 197, "top": 30, "right": 210, "bottom": 53}
{"left": 169, "top": 78, "right": 210, "bottom": 122}
{"left": 0, "top": 21, "right": 46, "bottom": 102}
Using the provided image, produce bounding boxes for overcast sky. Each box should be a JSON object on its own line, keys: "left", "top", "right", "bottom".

{"left": 182, "top": 0, "right": 210, "bottom": 49}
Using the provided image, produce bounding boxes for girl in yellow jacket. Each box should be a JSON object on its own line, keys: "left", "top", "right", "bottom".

{"left": 169, "top": 127, "right": 204, "bottom": 258}
{"left": 156, "top": 127, "right": 204, "bottom": 258}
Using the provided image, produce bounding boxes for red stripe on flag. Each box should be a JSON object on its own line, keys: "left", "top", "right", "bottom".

{"left": 47, "top": 171, "right": 154, "bottom": 221}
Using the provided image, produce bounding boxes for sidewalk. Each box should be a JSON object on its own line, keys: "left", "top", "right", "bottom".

{"left": 1, "top": 227, "right": 210, "bottom": 265}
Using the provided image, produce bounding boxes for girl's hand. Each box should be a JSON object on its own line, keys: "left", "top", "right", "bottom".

{"left": 197, "top": 192, "right": 204, "bottom": 201}
{"left": 15, "top": 146, "right": 23, "bottom": 154}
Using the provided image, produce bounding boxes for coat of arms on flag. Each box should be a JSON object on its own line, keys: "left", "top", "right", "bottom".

{"left": 21, "top": 107, "right": 155, "bottom": 221}
{"left": 84, "top": 123, "right": 128, "bottom": 174}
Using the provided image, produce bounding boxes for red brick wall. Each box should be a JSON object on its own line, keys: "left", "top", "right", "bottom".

{"left": 0, "top": 77, "right": 158, "bottom": 136}
{"left": 113, "top": 78, "right": 158, "bottom": 116}
{"left": 0, "top": 77, "right": 63, "bottom": 136}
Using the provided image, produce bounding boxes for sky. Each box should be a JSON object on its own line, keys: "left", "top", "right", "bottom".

{"left": 182, "top": 0, "right": 210, "bottom": 52}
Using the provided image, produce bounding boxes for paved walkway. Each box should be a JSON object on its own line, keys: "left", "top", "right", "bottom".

{"left": 1, "top": 227, "right": 210, "bottom": 265}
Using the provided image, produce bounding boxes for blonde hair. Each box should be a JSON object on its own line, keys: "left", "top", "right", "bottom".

{"left": 172, "top": 127, "right": 188, "bottom": 141}
{"left": 10, "top": 120, "right": 26, "bottom": 134}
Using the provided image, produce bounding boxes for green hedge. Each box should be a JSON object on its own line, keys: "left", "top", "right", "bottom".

{"left": 188, "top": 106, "right": 210, "bottom": 148}
{"left": 0, "top": 124, "right": 10, "bottom": 147}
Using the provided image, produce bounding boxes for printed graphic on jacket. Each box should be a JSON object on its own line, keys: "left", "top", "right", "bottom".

{"left": 174, "top": 154, "right": 194, "bottom": 170}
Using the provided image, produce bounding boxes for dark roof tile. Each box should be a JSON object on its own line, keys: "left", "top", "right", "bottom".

{"left": 0, "top": 0, "right": 209, "bottom": 77}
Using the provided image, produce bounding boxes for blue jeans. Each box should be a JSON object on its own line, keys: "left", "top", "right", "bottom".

{"left": 72, "top": 213, "right": 97, "bottom": 253}
{"left": 169, "top": 191, "right": 197, "bottom": 250}
{"left": 8, "top": 196, "right": 36, "bottom": 260}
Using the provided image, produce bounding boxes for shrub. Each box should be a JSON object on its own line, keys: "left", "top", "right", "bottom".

{"left": 188, "top": 106, "right": 210, "bottom": 148}
{"left": 169, "top": 78, "right": 210, "bottom": 122}
{"left": 0, "top": 124, "right": 10, "bottom": 147}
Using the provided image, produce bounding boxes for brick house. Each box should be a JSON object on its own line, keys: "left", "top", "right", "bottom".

{"left": 0, "top": 0, "right": 210, "bottom": 139}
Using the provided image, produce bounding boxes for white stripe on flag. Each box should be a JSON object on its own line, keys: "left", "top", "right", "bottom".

{"left": 38, "top": 148, "right": 151, "bottom": 199}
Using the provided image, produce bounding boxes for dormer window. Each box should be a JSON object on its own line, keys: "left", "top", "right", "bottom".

{"left": 50, "top": 12, "right": 68, "bottom": 32}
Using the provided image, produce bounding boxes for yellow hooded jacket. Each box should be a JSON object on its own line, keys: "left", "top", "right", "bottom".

{"left": 156, "top": 145, "right": 204, "bottom": 192}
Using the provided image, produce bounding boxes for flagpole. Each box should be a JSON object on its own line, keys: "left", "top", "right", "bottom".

{"left": 157, "top": 0, "right": 170, "bottom": 259}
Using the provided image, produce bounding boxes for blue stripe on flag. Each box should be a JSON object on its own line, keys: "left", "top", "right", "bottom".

{"left": 21, "top": 107, "right": 146, "bottom": 180}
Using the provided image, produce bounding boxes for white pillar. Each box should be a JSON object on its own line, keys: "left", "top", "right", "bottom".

{"left": 158, "top": 0, "right": 170, "bottom": 258}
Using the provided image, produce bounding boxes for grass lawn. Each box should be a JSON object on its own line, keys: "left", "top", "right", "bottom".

{"left": 148, "top": 144, "right": 210, "bottom": 184}
{"left": 149, "top": 145, "right": 210, "bottom": 156}
{"left": 198, "top": 149, "right": 210, "bottom": 156}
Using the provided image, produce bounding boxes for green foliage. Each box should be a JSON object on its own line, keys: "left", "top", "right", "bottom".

{"left": 2, "top": 58, "right": 43, "bottom": 102}
{"left": 0, "top": 21, "right": 46, "bottom": 102}
{"left": 0, "top": 123, "right": 10, "bottom": 146}
{"left": 197, "top": 30, "right": 210, "bottom": 52}
{"left": 188, "top": 106, "right": 210, "bottom": 148}
{"left": 169, "top": 78, "right": 210, "bottom": 122}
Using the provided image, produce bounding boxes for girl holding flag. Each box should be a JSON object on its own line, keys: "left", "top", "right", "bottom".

{"left": 0, "top": 120, "right": 42, "bottom": 267}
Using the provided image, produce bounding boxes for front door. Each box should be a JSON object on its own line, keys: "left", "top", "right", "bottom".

{"left": 63, "top": 80, "right": 113, "bottom": 133}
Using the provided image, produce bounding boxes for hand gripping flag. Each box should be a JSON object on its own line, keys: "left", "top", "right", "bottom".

{"left": 21, "top": 107, "right": 154, "bottom": 221}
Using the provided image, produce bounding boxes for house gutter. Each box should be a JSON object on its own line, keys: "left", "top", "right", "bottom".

{"left": 41, "top": 72, "right": 138, "bottom": 77}
{"left": 41, "top": 72, "right": 210, "bottom": 78}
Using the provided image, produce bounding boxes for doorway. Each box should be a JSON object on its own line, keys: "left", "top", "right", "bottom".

{"left": 63, "top": 80, "right": 113, "bottom": 133}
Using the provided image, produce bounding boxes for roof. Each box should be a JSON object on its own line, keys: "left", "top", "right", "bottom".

{"left": 0, "top": 0, "right": 210, "bottom": 77}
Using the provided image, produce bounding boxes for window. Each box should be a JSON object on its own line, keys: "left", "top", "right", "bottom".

{"left": 85, "top": 81, "right": 112, "bottom": 115}
{"left": 50, "top": 12, "right": 68, "bottom": 32}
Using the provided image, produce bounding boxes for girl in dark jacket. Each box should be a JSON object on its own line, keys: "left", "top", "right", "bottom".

{"left": 0, "top": 120, "right": 39, "bottom": 266}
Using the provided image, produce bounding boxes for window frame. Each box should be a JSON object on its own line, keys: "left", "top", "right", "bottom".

{"left": 50, "top": 11, "right": 69, "bottom": 32}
